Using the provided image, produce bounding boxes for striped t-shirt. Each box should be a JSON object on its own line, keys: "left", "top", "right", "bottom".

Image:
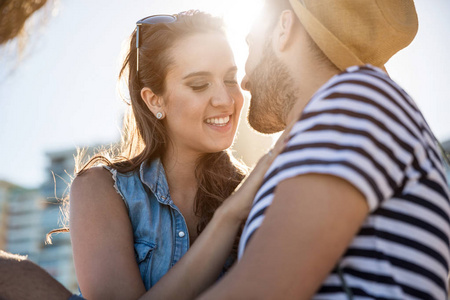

{"left": 238, "top": 65, "right": 450, "bottom": 299}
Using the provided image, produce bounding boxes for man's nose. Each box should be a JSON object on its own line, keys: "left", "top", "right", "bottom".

{"left": 241, "top": 75, "right": 250, "bottom": 91}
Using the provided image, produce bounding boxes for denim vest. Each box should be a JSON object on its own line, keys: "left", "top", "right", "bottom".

{"left": 103, "top": 158, "right": 234, "bottom": 291}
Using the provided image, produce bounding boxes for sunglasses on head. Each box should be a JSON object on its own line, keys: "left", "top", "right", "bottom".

{"left": 136, "top": 14, "right": 178, "bottom": 75}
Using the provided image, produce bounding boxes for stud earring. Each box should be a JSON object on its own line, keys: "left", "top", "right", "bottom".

{"left": 156, "top": 112, "right": 164, "bottom": 119}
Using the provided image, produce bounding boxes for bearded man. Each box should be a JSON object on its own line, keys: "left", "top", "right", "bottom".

{"left": 199, "top": 0, "right": 450, "bottom": 299}
{"left": 1, "top": 1, "right": 449, "bottom": 299}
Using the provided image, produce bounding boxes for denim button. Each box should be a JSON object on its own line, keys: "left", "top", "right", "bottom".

{"left": 178, "top": 231, "right": 185, "bottom": 238}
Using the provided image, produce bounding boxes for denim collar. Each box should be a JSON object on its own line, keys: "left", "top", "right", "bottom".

{"left": 140, "top": 157, "right": 172, "bottom": 205}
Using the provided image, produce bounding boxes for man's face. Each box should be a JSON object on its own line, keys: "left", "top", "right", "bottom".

{"left": 241, "top": 12, "right": 297, "bottom": 134}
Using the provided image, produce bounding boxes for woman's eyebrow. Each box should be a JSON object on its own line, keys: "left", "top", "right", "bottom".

{"left": 226, "top": 66, "right": 238, "bottom": 74}
{"left": 183, "top": 66, "right": 238, "bottom": 80}
{"left": 183, "top": 71, "right": 211, "bottom": 79}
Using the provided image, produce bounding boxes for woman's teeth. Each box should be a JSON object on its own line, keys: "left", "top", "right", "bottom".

{"left": 205, "top": 115, "right": 230, "bottom": 126}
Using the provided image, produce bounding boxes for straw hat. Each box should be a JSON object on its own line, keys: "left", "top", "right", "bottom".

{"left": 288, "top": 0, "right": 418, "bottom": 71}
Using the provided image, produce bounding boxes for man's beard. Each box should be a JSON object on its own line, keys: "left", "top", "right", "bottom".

{"left": 246, "top": 41, "right": 297, "bottom": 134}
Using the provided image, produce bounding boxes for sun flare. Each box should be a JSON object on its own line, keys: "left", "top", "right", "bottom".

{"left": 187, "top": 0, "right": 264, "bottom": 80}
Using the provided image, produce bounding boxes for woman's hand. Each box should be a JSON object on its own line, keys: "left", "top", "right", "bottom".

{"left": 139, "top": 122, "right": 296, "bottom": 300}
{"left": 223, "top": 121, "right": 295, "bottom": 222}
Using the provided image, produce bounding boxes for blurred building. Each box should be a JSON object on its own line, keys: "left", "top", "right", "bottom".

{"left": 0, "top": 148, "right": 84, "bottom": 293}
{"left": 39, "top": 148, "right": 79, "bottom": 293}
{"left": 0, "top": 181, "right": 15, "bottom": 250}
{"left": 0, "top": 181, "right": 39, "bottom": 259}
{"left": 5, "top": 186, "right": 43, "bottom": 263}
{"left": 0, "top": 181, "right": 43, "bottom": 263}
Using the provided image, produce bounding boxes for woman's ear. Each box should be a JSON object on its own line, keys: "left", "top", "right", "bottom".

{"left": 141, "top": 87, "right": 165, "bottom": 119}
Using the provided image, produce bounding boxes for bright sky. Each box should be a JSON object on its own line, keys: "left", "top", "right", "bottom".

{"left": 0, "top": 0, "right": 449, "bottom": 188}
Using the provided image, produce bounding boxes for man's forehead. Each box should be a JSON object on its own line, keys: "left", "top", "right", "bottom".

{"left": 247, "top": 7, "right": 275, "bottom": 41}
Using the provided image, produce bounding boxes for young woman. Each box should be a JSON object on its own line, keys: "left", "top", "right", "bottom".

{"left": 67, "top": 10, "right": 287, "bottom": 300}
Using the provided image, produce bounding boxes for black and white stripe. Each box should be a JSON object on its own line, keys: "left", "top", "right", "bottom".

{"left": 238, "top": 65, "right": 450, "bottom": 299}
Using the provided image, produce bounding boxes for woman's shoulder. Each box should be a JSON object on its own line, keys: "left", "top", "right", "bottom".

{"left": 70, "top": 166, "right": 123, "bottom": 206}
{"left": 72, "top": 166, "right": 114, "bottom": 190}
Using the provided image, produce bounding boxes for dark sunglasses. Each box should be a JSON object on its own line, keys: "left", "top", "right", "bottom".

{"left": 136, "top": 14, "right": 177, "bottom": 75}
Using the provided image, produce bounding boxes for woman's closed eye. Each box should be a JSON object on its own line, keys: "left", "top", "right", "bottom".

{"left": 190, "top": 83, "right": 211, "bottom": 91}
{"left": 224, "top": 79, "right": 238, "bottom": 86}
{"left": 224, "top": 70, "right": 238, "bottom": 86}
{"left": 188, "top": 75, "right": 237, "bottom": 91}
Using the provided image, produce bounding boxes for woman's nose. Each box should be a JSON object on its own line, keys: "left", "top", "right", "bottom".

{"left": 211, "top": 85, "right": 234, "bottom": 107}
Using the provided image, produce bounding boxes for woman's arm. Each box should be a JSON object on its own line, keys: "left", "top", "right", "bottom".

{"left": 139, "top": 133, "right": 289, "bottom": 300}
{"left": 70, "top": 154, "right": 278, "bottom": 300}
{"left": 70, "top": 167, "right": 146, "bottom": 300}
{"left": 138, "top": 197, "right": 241, "bottom": 300}
{"left": 71, "top": 128, "right": 289, "bottom": 300}
{"left": 71, "top": 164, "right": 247, "bottom": 300}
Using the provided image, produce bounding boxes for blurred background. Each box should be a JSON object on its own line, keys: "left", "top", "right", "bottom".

{"left": 0, "top": 0, "right": 449, "bottom": 293}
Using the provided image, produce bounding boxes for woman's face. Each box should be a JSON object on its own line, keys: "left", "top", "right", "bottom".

{"left": 162, "top": 33, "right": 244, "bottom": 155}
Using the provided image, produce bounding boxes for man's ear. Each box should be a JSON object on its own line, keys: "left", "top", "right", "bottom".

{"left": 141, "top": 87, "right": 165, "bottom": 117}
{"left": 275, "top": 10, "right": 297, "bottom": 52}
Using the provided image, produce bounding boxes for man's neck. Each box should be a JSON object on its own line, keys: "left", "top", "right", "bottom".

{"left": 285, "top": 63, "right": 340, "bottom": 126}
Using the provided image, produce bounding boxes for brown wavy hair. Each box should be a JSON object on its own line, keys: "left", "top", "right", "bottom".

{"left": 0, "top": 0, "right": 48, "bottom": 45}
{"left": 48, "top": 11, "right": 247, "bottom": 257}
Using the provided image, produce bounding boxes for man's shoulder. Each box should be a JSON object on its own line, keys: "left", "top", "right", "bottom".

{"left": 307, "top": 64, "right": 410, "bottom": 114}
{"left": 326, "top": 64, "right": 396, "bottom": 91}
